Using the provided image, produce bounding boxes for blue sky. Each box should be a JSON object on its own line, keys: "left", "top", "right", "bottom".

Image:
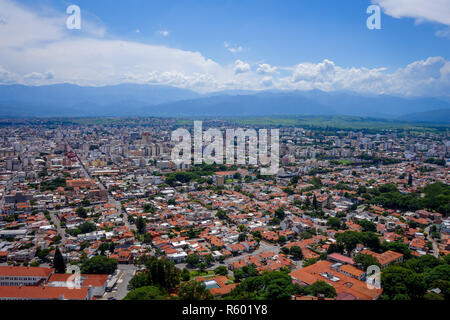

{"left": 1, "top": 0, "right": 450, "bottom": 96}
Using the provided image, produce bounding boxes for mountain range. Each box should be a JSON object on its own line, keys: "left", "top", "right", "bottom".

{"left": 0, "top": 84, "right": 449, "bottom": 123}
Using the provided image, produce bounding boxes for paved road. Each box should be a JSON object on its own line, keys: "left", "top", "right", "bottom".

{"left": 424, "top": 225, "right": 439, "bottom": 258}
{"left": 49, "top": 211, "right": 66, "bottom": 241}
{"left": 102, "top": 264, "right": 137, "bottom": 300}
{"left": 225, "top": 241, "right": 280, "bottom": 264}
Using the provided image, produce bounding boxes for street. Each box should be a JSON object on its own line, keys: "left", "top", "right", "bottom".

{"left": 101, "top": 264, "right": 137, "bottom": 300}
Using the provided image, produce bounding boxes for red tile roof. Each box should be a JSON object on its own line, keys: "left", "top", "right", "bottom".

{"left": 0, "top": 266, "right": 54, "bottom": 278}
{"left": 0, "top": 286, "right": 89, "bottom": 300}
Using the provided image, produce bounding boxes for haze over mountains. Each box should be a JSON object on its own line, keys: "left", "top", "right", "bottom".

{"left": 0, "top": 84, "right": 449, "bottom": 123}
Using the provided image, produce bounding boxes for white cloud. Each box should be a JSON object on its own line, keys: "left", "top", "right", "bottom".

{"left": 436, "top": 27, "right": 450, "bottom": 39}
{"left": 260, "top": 76, "right": 274, "bottom": 87}
{"left": 0, "top": 65, "right": 16, "bottom": 84}
{"left": 0, "top": 0, "right": 449, "bottom": 96}
{"left": 224, "top": 41, "right": 243, "bottom": 53}
{"left": 256, "top": 64, "right": 278, "bottom": 74}
{"left": 373, "top": 0, "right": 450, "bottom": 26}
{"left": 159, "top": 30, "right": 169, "bottom": 37}
{"left": 233, "top": 60, "right": 251, "bottom": 75}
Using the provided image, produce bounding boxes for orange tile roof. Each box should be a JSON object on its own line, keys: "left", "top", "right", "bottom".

{"left": 290, "top": 260, "right": 382, "bottom": 300}
{"left": 0, "top": 286, "right": 88, "bottom": 300}
{"left": 0, "top": 266, "right": 54, "bottom": 278}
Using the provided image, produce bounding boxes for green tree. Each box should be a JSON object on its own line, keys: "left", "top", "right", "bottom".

{"left": 303, "top": 258, "right": 318, "bottom": 267}
{"left": 53, "top": 247, "right": 66, "bottom": 274}
{"left": 353, "top": 253, "right": 380, "bottom": 271}
{"left": 215, "top": 266, "right": 228, "bottom": 276}
{"left": 358, "top": 219, "right": 377, "bottom": 232}
{"left": 136, "top": 216, "right": 147, "bottom": 234}
{"left": 312, "top": 195, "right": 318, "bottom": 211}
{"left": 124, "top": 286, "right": 168, "bottom": 300}
{"left": 423, "top": 264, "right": 450, "bottom": 286}
{"left": 81, "top": 255, "right": 117, "bottom": 275}
{"left": 204, "top": 254, "right": 215, "bottom": 266}
{"left": 408, "top": 174, "right": 413, "bottom": 186}
{"left": 305, "top": 281, "right": 337, "bottom": 298}
{"left": 79, "top": 221, "right": 96, "bottom": 234}
{"left": 178, "top": 281, "right": 213, "bottom": 300}
{"left": 404, "top": 255, "right": 443, "bottom": 273}
{"left": 128, "top": 257, "right": 180, "bottom": 291}
{"left": 289, "top": 246, "right": 303, "bottom": 260}
{"left": 181, "top": 268, "right": 191, "bottom": 281}
{"left": 227, "top": 271, "right": 300, "bottom": 300}
{"left": 327, "top": 243, "right": 344, "bottom": 254}
{"left": 76, "top": 206, "right": 87, "bottom": 218}
{"left": 381, "top": 266, "right": 426, "bottom": 300}
{"left": 327, "top": 217, "right": 341, "bottom": 230}
{"left": 278, "top": 235, "right": 287, "bottom": 245}
{"left": 186, "top": 254, "right": 200, "bottom": 268}
{"left": 274, "top": 208, "right": 286, "bottom": 221}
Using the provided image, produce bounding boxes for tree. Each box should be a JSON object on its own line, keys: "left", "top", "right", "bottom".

{"left": 278, "top": 235, "right": 287, "bottom": 245}
{"left": 238, "top": 233, "right": 246, "bottom": 242}
{"left": 303, "top": 258, "right": 318, "bottom": 267}
{"left": 53, "top": 247, "right": 66, "bottom": 274}
{"left": 290, "top": 176, "right": 299, "bottom": 185}
{"left": 381, "top": 266, "right": 426, "bottom": 300}
{"left": 335, "top": 231, "right": 380, "bottom": 252}
{"left": 312, "top": 195, "right": 318, "bottom": 211}
{"left": 381, "top": 241, "right": 411, "bottom": 259}
{"left": 128, "top": 256, "right": 180, "bottom": 291}
{"left": 327, "top": 217, "right": 341, "bottom": 230}
{"left": 76, "top": 206, "right": 87, "bottom": 218}
{"left": 327, "top": 243, "right": 344, "bottom": 254}
{"left": 198, "top": 262, "right": 207, "bottom": 272}
{"left": 215, "top": 266, "right": 228, "bottom": 276}
{"left": 354, "top": 253, "right": 380, "bottom": 271}
{"left": 81, "top": 255, "right": 117, "bottom": 275}
{"left": 305, "top": 281, "right": 337, "bottom": 298}
{"left": 124, "top": 286, "right": 168, "bottom": 300}
{"left": 181, "top": 268, "right": 191, "bottom": 281}
{"left": 216, "top": 209, "right": 227, "bottom": 220}
{"left": 404, "top": 254, "right": 442, "bottom": 274}
{"left": 186, "top": 254, "right": 200, "bottom": 268}
{"left": 204, "top": 254, "right": 215, "bottom": 266}
{"left": 289, "top": 246, "right": 303, "bottom": 260}
{"left": 423, "top": 264, "right": 450, "bottom": 286}
{"left": 79, "top": 221, "right": 96, "bottom": 234}
{"left": 178, "top": 281, "right": 213, "bottom": 300}
{"left": 408, "top": 174, "right": 413, "bottom": 186}
{"left": 358, "top": 219, "right": 376, "bottom": 232}
{"left": 227, "top": 271, "right": 301, "bottom": 300}
{"left": 274, "top": 208, "right": 285, "bottom": 221}
{"left": 136, "top": 216, "right": 147, "bottom": 234}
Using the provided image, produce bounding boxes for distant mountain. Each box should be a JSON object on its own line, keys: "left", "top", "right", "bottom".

{"left": 1, "top": 84, "right": 450, "bottom": 118}
{"left": 398, "top": 108, "right": 450, "bottom": 124}
{"left": 0, "top": 84, "right": 200, "bottom": 117}
{"left": 144, "top": 91, "right": 450, "bottom": 118}
{"left": 142, "top": 92, "right": 335, "bottom": 117}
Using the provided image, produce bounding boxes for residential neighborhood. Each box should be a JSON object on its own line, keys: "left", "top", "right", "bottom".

{"left": 0, "top": 118, "right": 448, "bottom": 300}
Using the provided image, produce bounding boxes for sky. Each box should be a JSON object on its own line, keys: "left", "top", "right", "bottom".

{"left": 1, "top": 0, "right": 450, "bottom": 96}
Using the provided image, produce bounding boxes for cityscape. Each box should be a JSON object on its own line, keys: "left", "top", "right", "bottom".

{"left": 0, "top": 0, "right": 449, "bottom": 304}
{"left": 0, "top": 117, "right": 448, "bottom": 301}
